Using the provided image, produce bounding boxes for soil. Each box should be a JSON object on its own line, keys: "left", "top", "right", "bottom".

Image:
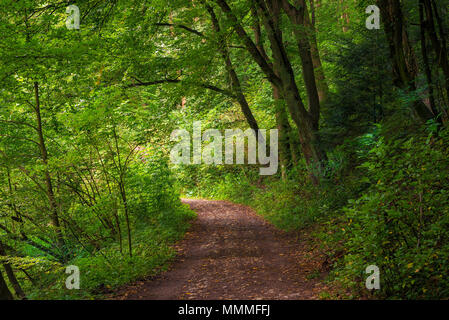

{"left": 112, "top": 199, "right": 331, "bottom": 300}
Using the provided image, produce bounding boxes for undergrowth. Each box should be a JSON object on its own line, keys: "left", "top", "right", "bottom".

{"left": 177, "top": 123, "right": 449, "bottom": 299}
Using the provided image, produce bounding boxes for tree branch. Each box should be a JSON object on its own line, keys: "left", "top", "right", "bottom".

{"left": 0, "top": 120, "right": 38, "bottom": 132}
{"left": 214, "top": 0, "right": 282, "bottom": 87}
{"left": 125, "top": 77, "right": 236, "bottom": 98}
{"left": 155, "top": 23, "right": 205, "bottom": 38}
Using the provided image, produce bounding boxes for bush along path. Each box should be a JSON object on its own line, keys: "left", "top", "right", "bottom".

{"left": 112, "top": 199, "right": 334, "bottom": 300}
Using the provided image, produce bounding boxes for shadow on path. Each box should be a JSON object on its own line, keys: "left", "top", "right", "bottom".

{"left": 112, "top": 199, "right": 329, "bottom": 300}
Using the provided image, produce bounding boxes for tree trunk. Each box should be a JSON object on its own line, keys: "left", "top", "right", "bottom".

{"left": 256, "top": 0, "right": 325, "bottom": 165}
{"left": 0, "top": 270, "right": 13, "bottom": 300}
{"left": 422, "top": 0, "right": 449, "bottom": 107}
{"left": 301, "top": 0, "right": 329, "bottom": 104}
{"left": 274, "top": 86, "right": 293, "bottom": 179}
{"left": 112, "top": 126, "right": 132, "bottom": 258}
{"left": 119, "top": 181, "right": 132, "bottom": 258}
{"left": 0, "top": 242, "right": 26, "bottom": 299}
{"left": 340, "top": 0, "right": 350, "bottom": 33}
{"left": 206, "top": 5, "right": 261, "bottom": 140}
{"left": 377, "top": 0, "right": 435, "bottom": 121}
{"left": 33, "top": 82, "right": 65, "bottom": 253}
{"left": 419, "top": 0, "right": 438, "bottom": 116}
{"left": 215, "top": 0, "right": 325, "bottom": 174}
{"left": 281, "top": 0, "right": 321, "bottom": 127}
{"left": 250, "top": 3, "right": 293, "bottom": 176}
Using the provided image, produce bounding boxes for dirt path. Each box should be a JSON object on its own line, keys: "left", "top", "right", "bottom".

{"left": 113, "top": 199, "right": 330, "bottom": 300}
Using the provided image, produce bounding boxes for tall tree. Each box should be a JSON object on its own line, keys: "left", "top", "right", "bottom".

{"left": 419, "top": 0, "right": 438, "bottom": 117}
{"left": 33, "top": 82, "right": 65, "bottom": 252}
{"left": 206, "top": 4, "right": 261, "bottom": 138}
{"left": 250, "top": 3, "right": 295, "bottom": 174}
{"left": 377, "top": 0, "right": 436, "bottom": 121}
{"left": 420, "top": 0, "right": 449, "bottom": 110}
{"left": 215, "top": 0, "right": 326, "bottom": 171}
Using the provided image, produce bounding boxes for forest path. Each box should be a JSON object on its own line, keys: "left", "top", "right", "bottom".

{"left": 113, "top": 199, "right": 329, "bottom": 300}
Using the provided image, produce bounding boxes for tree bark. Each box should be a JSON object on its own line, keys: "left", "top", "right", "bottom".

{"left": 0, "top": 270, "right": 13, "bottom": 300}
{"left": 422, "top": 0, "right": 449, "bottom": 107}
{"left": 340, "top": 0, "right": 350, "bottom": 33}
{"left": 0, "top": 241, "right": 26, "bottom": 299}
{"left": 419, "top": 0, "right": 438, "bottom": 117}
{"left": 215, "top": 0, "right": 325, "bottom": 175}
{"left": 33, "top": 82, "right": 65, "bottom": 253}
{"left": 255, "top": 0, "right": 325, "bottom": 165}
{"left": 377, "top": 0, "right": 435, "bottom": 121}
{"left": 281, "top": 0, "right": 321, "bottom": 126}
{"left": 206, "top": 5, "right": 261, "bottom": 139}
{"left": 112, "top": 126, "right": 132, "bottom": 258}
{"left": 274, "top": 88, "right": 294, "bottom": 179}
{"left": 250, "top": 4, "right": 293, "bottom": 174}
{"left": 301, "top": 0, "right": 329, "bottom": 104}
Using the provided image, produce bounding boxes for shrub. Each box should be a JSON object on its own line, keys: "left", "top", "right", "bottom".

{"left": 333, "top": 126, "right": 449, "bottom": 299}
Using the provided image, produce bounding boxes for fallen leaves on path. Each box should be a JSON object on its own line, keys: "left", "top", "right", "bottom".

{"left": 112, "top": 199, "right": 333, "bottom": 300}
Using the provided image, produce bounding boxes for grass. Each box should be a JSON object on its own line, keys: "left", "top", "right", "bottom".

{"left": 17, "top": 204, "right": 196, "bottom": 300}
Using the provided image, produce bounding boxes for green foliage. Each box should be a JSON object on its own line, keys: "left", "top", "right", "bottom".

{"left": 179, "top": 122, "right": 449, "bottom": 300}
{"left": 179, "top": 163, "right": 331, "bottom": 231}
{"left": 29, "top": 206, "right": 194, "bottom": 300}
{"left": 1, "top": 0, "right": 449, "bottom": 301}
{"left": 21, "top": 156, "right": 195, "bottom": 300}
{"left": 330, "top": 126, "right": 449, "bottom": 299}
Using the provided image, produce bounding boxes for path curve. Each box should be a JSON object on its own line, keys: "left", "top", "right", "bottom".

{"left": 113, "top": 199, "right": 329, "bottom": 300}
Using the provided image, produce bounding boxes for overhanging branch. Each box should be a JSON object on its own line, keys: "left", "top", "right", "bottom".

{"left": 125, "top": 77, "right": 235, "bottom": 98}
{"left": 154, "top": 23, "right": 206, "bottom": 38}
